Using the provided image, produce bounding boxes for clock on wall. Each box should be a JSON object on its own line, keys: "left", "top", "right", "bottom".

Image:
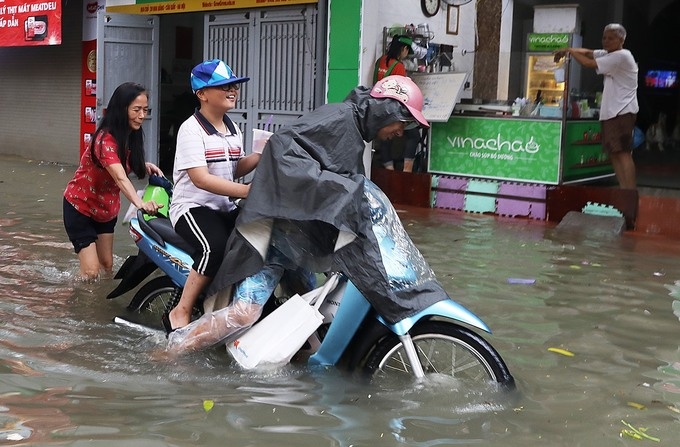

{"left": 441, "top": 0, "right": 473, "bottom": 5}
{"left": 421, "top": 0, "right": 440, "bottom": 17}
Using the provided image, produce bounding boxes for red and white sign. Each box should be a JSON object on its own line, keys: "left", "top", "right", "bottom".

{"left": 0, "top": 0, "right": 62, "bottom": 47}
{"left": 80, "top": 1, "right": 105, "bottom": 156}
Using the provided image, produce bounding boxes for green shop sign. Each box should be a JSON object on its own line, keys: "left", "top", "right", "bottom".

{"left": 527, "top": 33, "right": 570, "bottom": 51}
{"left": 429, "top": 117, "right": 562, "bottom": 184}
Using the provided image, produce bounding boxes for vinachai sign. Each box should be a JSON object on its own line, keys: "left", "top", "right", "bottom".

{"left": 429, "top": 116, "right": 563, "bottom": 184}
{"left": 527, "top": 33, "right": 570, "bottom": 52}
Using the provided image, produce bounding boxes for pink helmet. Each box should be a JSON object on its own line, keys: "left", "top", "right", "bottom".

{"left": 370, "top": 75, "right": 429, "bottom": 128}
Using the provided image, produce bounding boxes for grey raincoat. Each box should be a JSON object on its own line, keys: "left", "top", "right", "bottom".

{"left": 206, "top": 86, "right": 449, "bottom": 323}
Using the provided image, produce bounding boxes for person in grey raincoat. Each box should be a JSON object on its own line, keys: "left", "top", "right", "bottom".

{"left": 166, "top": 75, "right": 450, "bottom": 354}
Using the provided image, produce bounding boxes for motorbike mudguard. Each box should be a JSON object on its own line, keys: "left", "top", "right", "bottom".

{"left": 378, "top": 299, "right": 492, "bottom": 336}
{"left": 106, "top": 252, "right": 158, "bottom": 299}
{"left": 308, "top": 281, "right": 372, "bottom": 367}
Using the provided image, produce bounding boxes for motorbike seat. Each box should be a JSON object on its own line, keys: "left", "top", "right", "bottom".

{"left": 138, "top": 212, "right": 195, "bottom": 255}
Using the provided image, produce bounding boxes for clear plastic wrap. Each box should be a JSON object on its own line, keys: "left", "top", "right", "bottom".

{"left": 167, "top": 261, "right": 285, "bottom": 353}
{"left": 166, "top": 245, "right": 317, "bottom": 355}
{"left": 364, "top": 180, "right": 436, "bottom": 290}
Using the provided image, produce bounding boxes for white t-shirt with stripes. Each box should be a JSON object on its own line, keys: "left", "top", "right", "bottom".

{"left": 170, "top": 111, "right": 244, "bottom": 227}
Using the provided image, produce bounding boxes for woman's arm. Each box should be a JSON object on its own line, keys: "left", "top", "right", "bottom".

{"left": 105, "top": 163, "right": 162, "bottom": 214}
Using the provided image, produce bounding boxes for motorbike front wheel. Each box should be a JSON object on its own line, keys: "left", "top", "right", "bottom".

{"left": 363, "top": 321, "right": 514, "bottom": 387}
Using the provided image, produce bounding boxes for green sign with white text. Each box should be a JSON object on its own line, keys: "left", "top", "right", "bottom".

{"left": 429, "top": 117, "right": 563, "bottom": 183}
{"left": 527, "top": 33, "right": 570, "bottom": 51}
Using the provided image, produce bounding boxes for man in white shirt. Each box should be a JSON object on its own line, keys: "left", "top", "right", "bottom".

{"left": 555, "top": 23, "right": 638, "bottom": 190}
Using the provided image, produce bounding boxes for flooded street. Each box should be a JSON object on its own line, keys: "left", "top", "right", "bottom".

{"left": 1, "top": 154, "right": 680, "bottom": 446}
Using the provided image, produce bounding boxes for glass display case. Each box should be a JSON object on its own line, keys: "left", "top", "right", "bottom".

{"left": 525, "top": 54, "right": 565, "bottom": 106}
{"left": 523, "top": 33, "right": 581, "bottom": 117}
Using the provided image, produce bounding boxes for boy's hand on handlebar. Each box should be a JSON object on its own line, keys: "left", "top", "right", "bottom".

{"left": 139, "top": 200, "right": 164, "bottom": 215}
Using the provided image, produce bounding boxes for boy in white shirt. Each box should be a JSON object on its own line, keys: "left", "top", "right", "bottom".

{"left": 166, "top": 59, "right": 261, "bottom": 332}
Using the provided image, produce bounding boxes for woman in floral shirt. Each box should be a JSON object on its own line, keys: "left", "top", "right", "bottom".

{"left": 63, "top": 82, "right": 163, "bottom": 280}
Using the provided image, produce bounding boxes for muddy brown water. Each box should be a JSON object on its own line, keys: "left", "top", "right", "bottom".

{"left": 1, "top": 154, "right": 680, "bottom": 446}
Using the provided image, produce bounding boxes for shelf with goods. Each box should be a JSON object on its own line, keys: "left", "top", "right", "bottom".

{"left": 526, "top": 77, "right": 565, "bottom": 104}
{"left": 562, "top": 120, "right": 612, "bottom": 178}
{"left": 525, "top": 54, "right": 566, "bottom": 104}
{"left": 380, "top": 26, "right": 454, "bottom": 74}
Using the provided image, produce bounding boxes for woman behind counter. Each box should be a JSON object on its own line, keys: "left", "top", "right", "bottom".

{"left": 373, "top": 35, "right": 425, "bottom": 172}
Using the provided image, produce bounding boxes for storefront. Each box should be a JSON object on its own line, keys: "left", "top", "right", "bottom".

{"left": 427, "top": 23, "right": 614, "bottom": 187}
{"left": 0, "top": 0, "right": 355, "bottom": 166}
{"left": 1, "top": 0, "right": 677, "bottom": 201}
{"left": 371, "top": 3, "right": 624, "bottom": 224}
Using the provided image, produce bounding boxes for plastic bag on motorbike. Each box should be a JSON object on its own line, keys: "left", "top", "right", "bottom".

{"left": 226, "top": 275, "right": 339, "bottom": 369}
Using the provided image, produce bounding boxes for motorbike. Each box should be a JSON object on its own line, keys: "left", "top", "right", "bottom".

{"left": 108, "top": 177, "right": 514, "bottom": 386}
{"left": 107, "top": 175, "right": 192, "bottom": 317}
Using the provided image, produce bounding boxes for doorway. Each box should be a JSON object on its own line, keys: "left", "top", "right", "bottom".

{"left": 157, "top": 6, "right": 322, "bottom": 174}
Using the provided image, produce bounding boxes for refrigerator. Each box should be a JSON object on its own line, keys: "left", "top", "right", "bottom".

{"left": 523, "top": 33, "right": 582, "bottom": 116}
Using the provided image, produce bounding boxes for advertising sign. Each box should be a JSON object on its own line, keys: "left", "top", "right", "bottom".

{"left": 0, "top": 0, "right": 61, "bottom": 47}
{"left": 80, "top": 1, "right": 105, "bottom": 156}
{"left": 106, "top": 0, "right": 317, "bottom": 15}
{"left": 527, "top": 33, "right": 569, "bottom": 52}
{"left": 411, "top": 72, "right": 468, "bottom": 123}
{"left": 429, "top": 116, "right": 563, "bottom": 184}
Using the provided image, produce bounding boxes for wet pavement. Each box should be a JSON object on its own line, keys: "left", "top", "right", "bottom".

{"left": 1, "top": 154, "right": 680, "bottom": 446}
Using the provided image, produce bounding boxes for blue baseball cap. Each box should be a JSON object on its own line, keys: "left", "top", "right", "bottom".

{"left": 190, "top": 59, "right": 250, "bottom": 93}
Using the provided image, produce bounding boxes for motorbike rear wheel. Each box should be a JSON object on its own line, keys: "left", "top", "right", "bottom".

{"left": 363, "top": 321, "right": 514, "bottom": 387}
{"left": 127, "top": 276, "right": 179, "bottom": 318}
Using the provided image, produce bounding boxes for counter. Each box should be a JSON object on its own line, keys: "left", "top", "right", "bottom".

{"left": 428, "top": 113, "right": 613, "bottom": 185}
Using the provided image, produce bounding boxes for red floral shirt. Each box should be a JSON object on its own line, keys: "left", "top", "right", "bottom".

{"left": 64, "top": 132, "right": 130, "bottom": 222}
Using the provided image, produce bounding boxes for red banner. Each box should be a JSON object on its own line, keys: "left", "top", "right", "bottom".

{"left": 0, "top": 0, "right": 62, "bottom": 47}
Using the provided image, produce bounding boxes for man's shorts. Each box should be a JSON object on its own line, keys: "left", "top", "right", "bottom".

{"left": 63, "top": 198, "right": 117, "bottom": 253}
{"left": 601, "top": 113, "right": 636, "bottom": 154}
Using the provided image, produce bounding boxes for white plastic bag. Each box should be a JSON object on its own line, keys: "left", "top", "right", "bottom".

{"left": 227, "top": 275, "right": 339, "bottom": 369}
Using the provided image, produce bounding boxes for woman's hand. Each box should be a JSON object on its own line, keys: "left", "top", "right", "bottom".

{"left": 145, "top": 162, "right": 164, "bottom": 177}
{"left": 139, "top": 200, "right": 164, "bottom": 215}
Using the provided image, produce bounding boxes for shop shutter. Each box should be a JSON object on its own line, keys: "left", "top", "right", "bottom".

{"left": 0, "top": 4, "right": 82, "bottom": 163}
{"left": 205, "top": 6, "right": 318, "bottom": 153}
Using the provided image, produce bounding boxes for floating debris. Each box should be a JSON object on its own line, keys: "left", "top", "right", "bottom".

{"left": 627, "top": 401, "right": 646, "bottom": 410}
{"left": 507, "top": 278, "right": 536, "bottom": 285}
{"left": 620, "top": 420, "right": 660, "bottom": 442}
{"left": 548, "top": 347, "right": 574, "bottom": 357}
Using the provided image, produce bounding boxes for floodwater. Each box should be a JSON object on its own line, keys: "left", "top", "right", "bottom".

{"left": 1, "top": 154, "right": 680, "bottom": 446}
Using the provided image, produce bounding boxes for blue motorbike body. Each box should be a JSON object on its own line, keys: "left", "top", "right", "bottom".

{"left": 130, "top": 213, "right": 192, "bottom": 287}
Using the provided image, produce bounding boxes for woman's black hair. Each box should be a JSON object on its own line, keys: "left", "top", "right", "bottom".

{"left": 89, "top": 82, "right": 148, "bottom": 179}
{"left": 385, "top": 35, "right": 410, "bottom": 65}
